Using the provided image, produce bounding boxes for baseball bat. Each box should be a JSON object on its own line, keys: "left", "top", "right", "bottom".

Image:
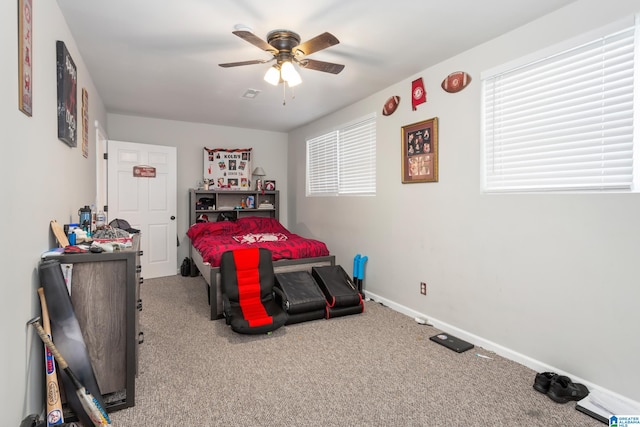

{"left": 28, "top": 317, "right": 112, "bottom": 426}
{"left": 37, "top": 288, "right": 65, "bottom": 426}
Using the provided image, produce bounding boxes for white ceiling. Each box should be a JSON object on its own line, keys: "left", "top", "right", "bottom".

{"left": 56, "top": 0, "right": 577, "bottom": 133}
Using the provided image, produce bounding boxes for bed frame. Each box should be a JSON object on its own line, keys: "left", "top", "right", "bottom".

{"left": 190, "top": 242, "right": 335, "bottom": 320}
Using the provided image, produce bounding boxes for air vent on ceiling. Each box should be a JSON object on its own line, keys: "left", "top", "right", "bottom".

{"left": 242, "top": 89, "right": 261, "bottom": 99}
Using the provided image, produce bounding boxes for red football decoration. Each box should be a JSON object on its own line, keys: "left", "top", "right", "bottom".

{"left": 441, "top": 71, "right": 472, "bottom": 93}
{"left": 382, "top": 95, "right": 400, "bottom": 116}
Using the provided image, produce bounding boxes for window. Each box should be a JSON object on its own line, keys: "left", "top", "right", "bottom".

{"left": 482, "top": 18, "right": 637, "bottom": 192}
{"left": 307, "top": 114, "right": 376, "bottom": 196}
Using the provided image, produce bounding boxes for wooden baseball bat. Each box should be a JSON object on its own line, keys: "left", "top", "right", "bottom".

{"left": 28, "top": 317, "right": 111, "bottom": 426}
{"left": 37, "top": 287, "right": 65, "bottom": 426}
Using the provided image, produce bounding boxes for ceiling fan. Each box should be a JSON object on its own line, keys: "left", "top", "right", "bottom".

{"left": 218, "top": 29, "right": 345, "bottom": 87}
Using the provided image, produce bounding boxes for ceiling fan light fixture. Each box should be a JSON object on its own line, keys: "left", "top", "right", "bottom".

{"left": 264, "top": 65, "right": 280, "bottom": 86}
{"left": 286, "top": 70, "right": 302, "bottom": 87}
{"left": 220, "top": 29, "right": 344, "bottom": 95}
{"left": 280, "top": 61, "right": 299, "bottom": 83}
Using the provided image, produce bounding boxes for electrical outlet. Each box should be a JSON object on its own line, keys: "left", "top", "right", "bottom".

{"left": 420, "top": 282, "right": 427, "bottom": 295}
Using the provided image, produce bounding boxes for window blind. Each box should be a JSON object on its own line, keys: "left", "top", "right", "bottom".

{"left": 338, "top": 117, "right": 377, "bottom": 194}
{"left": 482, "top": 24, "right": 636, "bottom": 192}
{"left": 307, "top": 114, "right": 376, "bottom": 196}
{"left": 307, "top": 131, "right": 338, "bottom": 195}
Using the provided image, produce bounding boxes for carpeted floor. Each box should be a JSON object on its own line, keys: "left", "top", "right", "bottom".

{"left": 109, "top": 275, "right": 601, "bottom": 426}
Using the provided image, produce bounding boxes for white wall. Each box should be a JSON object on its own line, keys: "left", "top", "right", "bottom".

{"left": 288, "top": 0, "right": 640, "bottom": 404}
{"left": 0, "top": 1, "right": 108, "bottom": 425}
{"left": 106, "top": 114, "right": 289, "bottom": 265}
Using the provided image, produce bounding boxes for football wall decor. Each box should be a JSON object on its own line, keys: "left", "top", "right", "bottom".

{"left": 411, "top": 78, "right": 426, "bottom": 110}
{"left": 441, "top": 71, "right": 472, "bottom": 93}
{"left": 382, "top": 96, "right": 400, "bottom": 116}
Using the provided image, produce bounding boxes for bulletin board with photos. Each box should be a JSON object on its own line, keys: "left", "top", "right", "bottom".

{"left": 204, "top": 147, "right": 252, "bottom": 190}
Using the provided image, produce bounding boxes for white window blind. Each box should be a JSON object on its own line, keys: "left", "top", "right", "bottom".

{"left": 338, "top": 118, "right": 377, "bottom": 194}
{"left": 307, "top": 131, "right": 338, "bottom": 195}
{"left": 482, "top": 23, "right": 636, "bottom": 192}
{"left": 307, "top": 114, "right": 376, "bottom": 196}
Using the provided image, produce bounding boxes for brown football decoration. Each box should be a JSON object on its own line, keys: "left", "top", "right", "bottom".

{"left": 441, "top": 71, "right": 471, "bottom": 93}
{"left": 382, "top": 95, "right": 400, "bottom": 116}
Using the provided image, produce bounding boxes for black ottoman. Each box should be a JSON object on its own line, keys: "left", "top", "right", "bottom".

{"left": 311, "top": 265, "right": 364, "bottom": 319}
{"left": 274, "top": 271, "right": 327, "bottom": 324}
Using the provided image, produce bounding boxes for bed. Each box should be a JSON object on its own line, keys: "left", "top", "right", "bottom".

{"left": 187, "top": 216, "right": 335, "bottom": 319}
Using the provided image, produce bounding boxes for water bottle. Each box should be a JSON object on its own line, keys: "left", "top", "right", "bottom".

{"left": 68, "top": 224, "right": 78, "bottom": 245}
{"left": 79, "top": 206, "right": 91, "bottom": 231}
{"left": 96, "top": 210, "right": 106, "bottom": 229}
{"left": 90, "top": 204, "right": 96, "bottom": 232}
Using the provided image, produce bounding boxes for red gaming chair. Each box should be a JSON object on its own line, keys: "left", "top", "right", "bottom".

{"left": 220, "top": 248, "right": 288, "bottom": 334}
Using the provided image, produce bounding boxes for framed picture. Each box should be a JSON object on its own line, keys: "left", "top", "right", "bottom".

{"left": 204, "top": 147, "right": 252, "bottom": 190}
{"left": 18, "top": 0, "right": 33, "bottom": 116}
{"left": 264, "top": 180, "right": 276, "bottom": 191}
{"left": 401, "top": 117, "right": 438, "bottom": 183}
{"left": 82, "top": 88, "right": 89, "bottom": 157}
{"left": 56, "top": 40, "right": 77, "bottom": 147}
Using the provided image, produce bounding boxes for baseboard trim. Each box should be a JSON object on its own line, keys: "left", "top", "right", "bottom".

{"left": 364, "top": 291, "right": 640, "bottom": 410}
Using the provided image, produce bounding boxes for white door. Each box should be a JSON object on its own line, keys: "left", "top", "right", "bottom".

{"left": 107, "top": 140, "right": 177, "bottom": 278}
{"left": 94, "top": 121, "right": 108, "bottom": 212}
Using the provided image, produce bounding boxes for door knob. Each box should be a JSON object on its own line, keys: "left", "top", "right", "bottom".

{"left": 170, "top": 215, "right": 176, "bottom": 220}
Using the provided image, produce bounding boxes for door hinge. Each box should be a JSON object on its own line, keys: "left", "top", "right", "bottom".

{"left": 103, "top": 153, "right": 108, "bottom": 160}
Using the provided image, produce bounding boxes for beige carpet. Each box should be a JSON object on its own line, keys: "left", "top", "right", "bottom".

{"left": 109, "top": 275, "right": 601, "bottom": 426}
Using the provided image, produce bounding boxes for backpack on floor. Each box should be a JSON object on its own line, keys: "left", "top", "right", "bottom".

{"left": 180, "top": 257, "right": 190, "bottom": 276}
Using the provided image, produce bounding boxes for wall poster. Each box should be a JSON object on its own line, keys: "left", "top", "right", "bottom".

{"left": 82, "top": 88, "right": 89, "bottom": 157}
{"left": 204, "top": 147, "right": 252, "bottom": 190}
{"left": 56, "top": 40, "right": 77, "bottom": 147}
{"left": 18, "top": 0, "right": 32, "bottom": 116}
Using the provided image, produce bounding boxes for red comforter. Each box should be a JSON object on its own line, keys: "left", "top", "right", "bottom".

{"left": 187, "top": 217, "right": 330, "bottom": 268}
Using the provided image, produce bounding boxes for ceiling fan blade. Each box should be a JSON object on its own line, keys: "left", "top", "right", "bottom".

{"left": 219, "top": 59, "right": 272, "bottom": 68}
{"left": 294, "top": 32, "right": 339, "bottom": 56}
{"left": 232, "top": 30, "right": 277, "bottom": 53}
{"left": 297, "top": 58, "right": 345, "bottom": 74}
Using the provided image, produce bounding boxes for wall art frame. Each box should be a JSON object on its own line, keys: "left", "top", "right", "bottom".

{"left": 204, "top": 147, "right": 252, "bottom": 190}
{"left": 82, "top": 88, "right": 89, "bottom": 157}
{"left": 401, "top": 117, "right": 438, "bottom": 183}
{"left": 56, "top": 40, "right": 77, "bottom": 147}
{"left": 18, "top": 0, "right": 33, "bottom": 116}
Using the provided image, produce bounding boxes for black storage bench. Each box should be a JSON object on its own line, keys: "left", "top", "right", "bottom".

{"left": 311, "top": 265, "right": 364, "bottom": 319}
{"left": 274, "top": 271, "right": 327, "bottom": 324}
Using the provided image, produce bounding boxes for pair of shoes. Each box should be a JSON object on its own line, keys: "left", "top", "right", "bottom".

{"left": 547, "top": 375, "right": 589, "bottom": 403}
{"left": 533, "top": 372, "right": 589, "bottom": 403}
{"left": 533, "top": 371, "right": 558, "bottom": 393}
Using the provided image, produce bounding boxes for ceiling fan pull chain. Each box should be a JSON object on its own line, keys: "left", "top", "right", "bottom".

{"left": 282, "top": 83, "right": 286, "bottom": 106}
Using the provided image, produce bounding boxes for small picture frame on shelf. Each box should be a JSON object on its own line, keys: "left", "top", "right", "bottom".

{"left": 264, "top": 180, "right": 276, "bottom": 191}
